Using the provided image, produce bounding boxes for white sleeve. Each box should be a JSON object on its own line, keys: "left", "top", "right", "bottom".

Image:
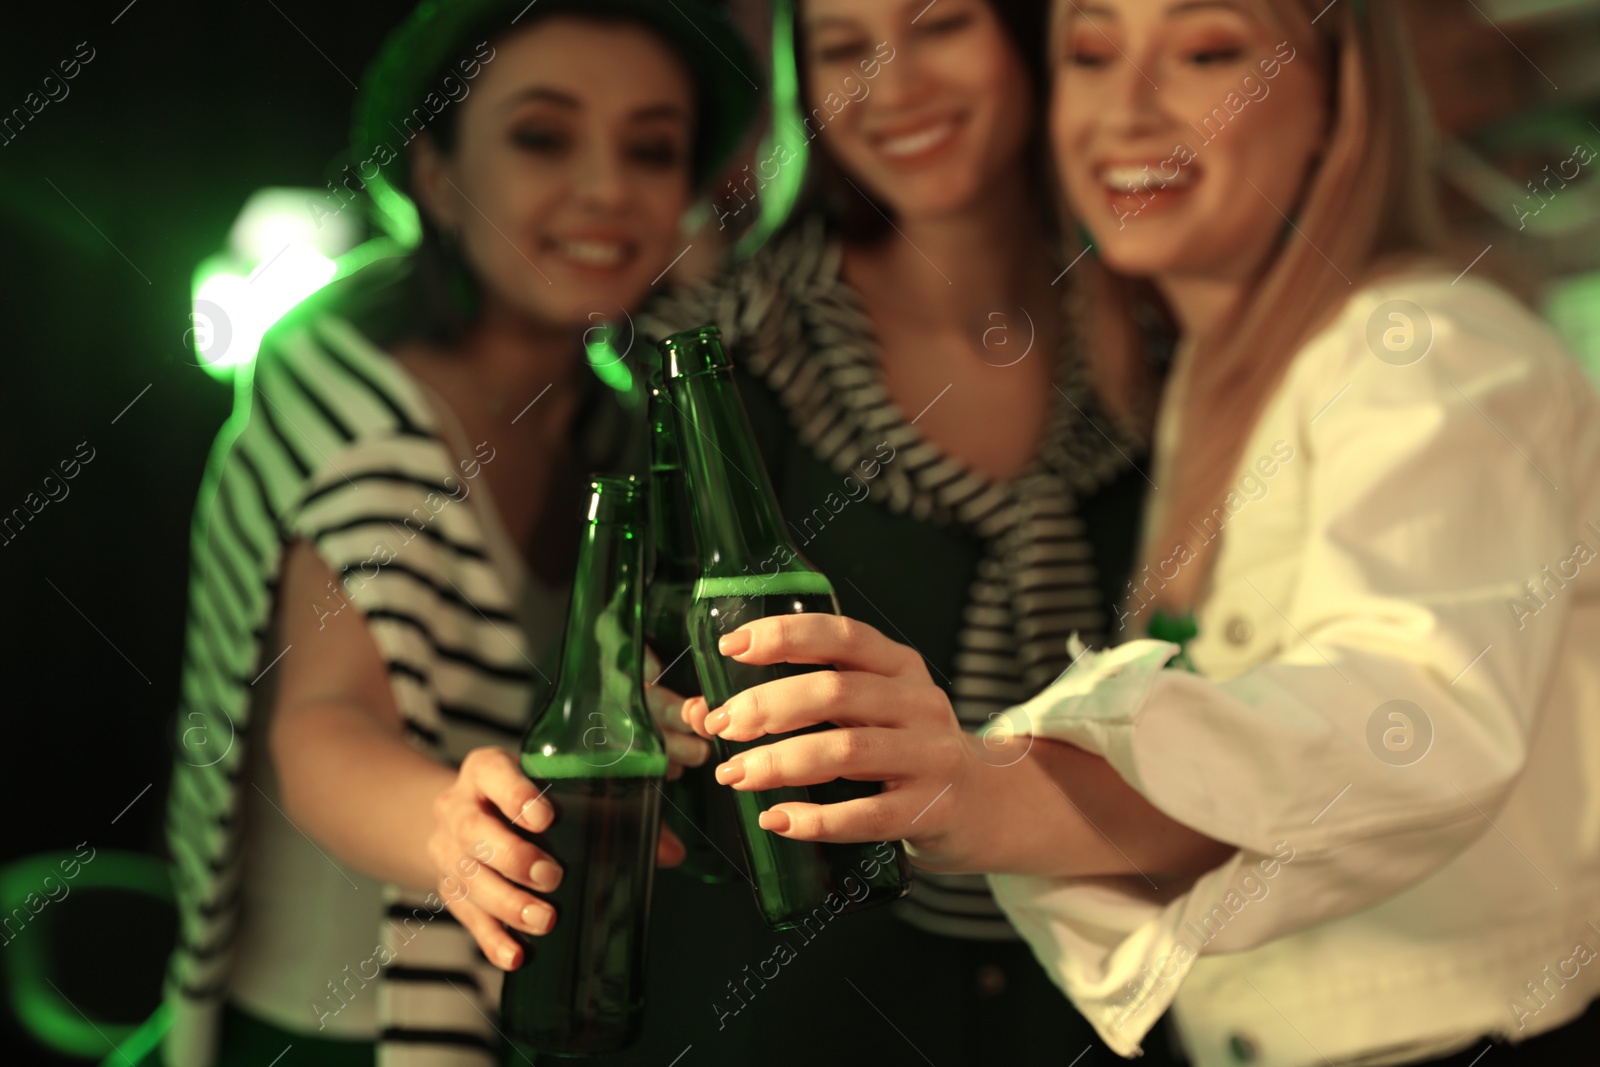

{"left": 988, "top": 298, "right": 1585, "bottom": 1056}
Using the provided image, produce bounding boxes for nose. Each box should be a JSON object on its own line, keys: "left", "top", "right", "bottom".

{"left": 574, "top": 137, "right": 629, "bottom": 213}
{"left": 861, "top": 35, "right": 927, "bottom": 112}
{"left": 1101, "top": 56, "right": 1163, "bottom": 138}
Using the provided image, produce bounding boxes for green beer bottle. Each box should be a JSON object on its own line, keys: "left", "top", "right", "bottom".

{"left": 657, "top": 325, "right": 911, "bottom": 930}
{"left": 500, "top": 475, "right": 667, "bottom": 1057}
{"left": 644, "top": 358, "right": 742, "bottom": 883}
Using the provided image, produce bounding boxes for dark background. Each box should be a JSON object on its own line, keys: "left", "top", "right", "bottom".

{"left": 2, "top": 1, "right": 1597, "bottom": 1064}
{"left": 0, "top": 3, "right": 410, "bottom": 1062}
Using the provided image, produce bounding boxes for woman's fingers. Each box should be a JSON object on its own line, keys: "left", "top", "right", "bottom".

{"left": 657, "top": 824, "right": 685, "bottom": 867}
{"left": 716, "top": 727, "right": 915, "bottom": 790}
{"left": 719, "top": 615, "right": 926, "bottom": 680}
{"left": 755, "top": 794, "right": 923, "bottom": 845}
{"left": 462, "top": 861, "right": 557, "bottom": 938}
{"left": 645, "top": 684, "right": 711, "bottom": 768}
{"left": 646, "top": 684, "right": 699, "bottom": 736}
{"left": 664, "top": 731, "right": 711, "bottom": 769}
{"left": 707, "top": 670, "right": 947, "bottom": 742}
{"left": 461, "top": 746, "right": 554, "bottom": 834}
{"left": 445, "top": 893, "right": 526, "bottom": 972}
{"left": 681, "top": 695, "right": 715, "bottom": 739}
{"left": 457, "top": 807, "right": 563, "bottom": 893}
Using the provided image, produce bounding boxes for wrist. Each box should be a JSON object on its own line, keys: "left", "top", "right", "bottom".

{"left": 903, "top": 733, "right": 1000, "bottom": 873}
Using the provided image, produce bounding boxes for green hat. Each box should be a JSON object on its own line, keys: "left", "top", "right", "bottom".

{"left": 352, "top": 0, "right": 761, "bottom": 216}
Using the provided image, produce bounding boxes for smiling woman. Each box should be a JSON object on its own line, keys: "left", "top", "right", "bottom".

{"left": 149, "top": 3, "right": 758, "bottom": 1066}
{"left": 638, "top": 0, "right": 1175, "bottom": 1062}
{"left": 665, "top": 2, "right": 1600, "bottom": 1066}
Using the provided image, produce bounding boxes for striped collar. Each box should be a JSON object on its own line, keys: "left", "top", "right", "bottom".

{"left": 661, "top": 214, "right": 1145, "bottom": 535}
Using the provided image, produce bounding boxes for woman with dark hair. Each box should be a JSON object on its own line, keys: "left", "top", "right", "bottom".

{"left": 640, "top": 0, "right": 1179, "bottom": 1062}
{"left": 150, "top": 3, "right": 756, "bottom": 1065}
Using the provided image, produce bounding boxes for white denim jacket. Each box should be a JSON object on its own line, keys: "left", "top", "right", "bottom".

{"left": 988, "top": 273, "right": 1600, "bottom": 1067}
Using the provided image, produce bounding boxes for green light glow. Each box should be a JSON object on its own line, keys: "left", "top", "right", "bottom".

{"left": 585, "top": 322, "right": 643, "bottom": 409}
{"left": 0, "top": 850, "right": 174, "bottom": 1061}
{"left": 192, "top": 243, "right": 339, "bottom": 379}
{"left": 100, "top": 1003, "right": 171, "bottom": 1067}
{"left": 368, "top": 176, "right": 424, "bottom": 249}
{"left": 736, "top": 0, "right": 807, "bottom": 257}
{"left": 1545, "top": 271, "right": 1600, "bottom": 385}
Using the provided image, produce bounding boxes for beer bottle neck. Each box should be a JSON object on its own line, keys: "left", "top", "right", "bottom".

{"left": 524, "top": 509, "right": 665, "bottom": 778}
{"left": 555, "top": 517, "right": 640, "bottom": 692}
{"left": 647, "top": 386, "right": 698, "bottom": 584}
{"left": 667, "top": 366, "right": 797, "bottom": 580}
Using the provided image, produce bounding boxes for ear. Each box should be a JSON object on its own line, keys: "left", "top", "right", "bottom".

{"left": 408, "top": 133, "right": 461, "bottom": 233}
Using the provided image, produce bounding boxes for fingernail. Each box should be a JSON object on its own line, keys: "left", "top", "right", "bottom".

{"left": 521, "top": 904, "right": 553, "bottom": 934}
{"left": 705, "top": 709, "right": 730, "bottom": 733}
{"left": 529, "top": 859, "right": 562, "bottom": 891}
{"left": 759, "top": 809, "right": 791, "bottom": 833}
{"left": 517, "top": 798, "right": 545, "bottom": 827}
{"left": 499, "top": 944, "right": 519, "bottom": 969}
{"left": 668, "top": 701, "right": 694, "bottom": 734}
{"left": 718, "top": 630, "right": 751, "bottom": 656}
{"left": 716, "top": 758, "right": 745, "bottom": 785}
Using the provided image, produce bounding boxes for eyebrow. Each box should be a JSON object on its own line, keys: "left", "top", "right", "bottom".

{"left": 1071, "top": 0, "right": 1244, "bottom": 17}
{"left": 502, "top": 87, "right": 580, "bottom": 111}
{"left": 501, "top": 88, "right": 690, "bottom": 124}
{"left": 1167, "top": 0, "right": 1247, "bottom": 15}
{"left": 805, "top": 15, "right": 866, "bottom": 33}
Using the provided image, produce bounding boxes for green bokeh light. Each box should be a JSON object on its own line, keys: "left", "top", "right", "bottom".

{"left": 736, "top": 0, "right": 807, "bottom": 257}
{"left": 0, "top": 850, "right": 174, "bottom": 1061}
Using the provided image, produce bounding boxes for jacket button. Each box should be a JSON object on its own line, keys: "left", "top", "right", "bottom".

{"left": 1224, "top": 616, "right": 1253, "bottom": 646}
{"left": 1228, "top": 1033, "right": 1258, "bottom": 1062}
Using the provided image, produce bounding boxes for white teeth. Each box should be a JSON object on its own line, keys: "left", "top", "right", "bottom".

{"left": 879, "top": 121, "right": 957, "bottom": 158}
{"left": 1100, "top": 164, "right": 1195, "bottom": 193}
{"left": 557, "top": 240, "right": 627, "bottom": 267}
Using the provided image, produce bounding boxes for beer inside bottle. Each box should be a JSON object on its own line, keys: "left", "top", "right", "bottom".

{"left": 658, "top": 325, "right": 911, "bottom": 930}
{"left": 500, "top": 476, "right": 667, "bottom": 1058}
{"left": 644, "top": 361, "right": 743, "bottom": 884}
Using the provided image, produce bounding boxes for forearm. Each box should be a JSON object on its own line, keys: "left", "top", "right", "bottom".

{"left": 270, "top": 698, "right": 455, "bottom": 893}
{"left": 933, "top": 736, "right": 1236, "bottom": 879}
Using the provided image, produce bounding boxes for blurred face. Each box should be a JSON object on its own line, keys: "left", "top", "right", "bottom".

{"left": 1052, "top": 0, "right": 1327, "bottom": 282}
{"left": 803, "top": 0, "right": 1033, "bottom": 221}
{"left": 414, "top": 18, "right": 694, "bottom": 327}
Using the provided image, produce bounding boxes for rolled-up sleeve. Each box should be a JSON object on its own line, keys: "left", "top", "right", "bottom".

{"left": 988, "top": 291, "right": 1586, "bottom": 1056}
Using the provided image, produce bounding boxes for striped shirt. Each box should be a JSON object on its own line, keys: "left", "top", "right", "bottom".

{"left": 639, "top": 216, "right": 1148, "bottom": 939}
{"left": 161, "top": 268, "right": 639, "bottom": 1067}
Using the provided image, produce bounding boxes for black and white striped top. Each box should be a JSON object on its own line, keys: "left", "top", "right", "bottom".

{"left": 640, "top": 217, "right": 1147, "bottom": 940}
{"left": 161, "top": 274, "right": 637, "bottom": 1067}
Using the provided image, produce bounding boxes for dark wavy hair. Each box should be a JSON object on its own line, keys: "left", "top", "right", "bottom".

{"left": 783, "top": 0, "right": 1057, "bottom": 245}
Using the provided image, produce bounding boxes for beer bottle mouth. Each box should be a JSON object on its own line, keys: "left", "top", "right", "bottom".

{"left": 586, "top": 474, "right": 643, "bottom": 525}
{"left": 657, "top": 325, "right": 730, "bottom": 380}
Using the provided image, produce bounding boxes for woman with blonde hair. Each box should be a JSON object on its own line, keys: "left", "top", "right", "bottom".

{"left": 678, "top": 0, "right": 1600, "bottom": 1063}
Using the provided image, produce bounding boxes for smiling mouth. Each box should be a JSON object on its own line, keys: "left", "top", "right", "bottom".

{"left": 873, "top": 117, "right": 963, "bottom": 164}
{"left": 1099, "top": 163, "right": 1198, "bottom": 194}
{"left": 1095, "top": 161, "right": 1200, "bottom": 219}
{"left": 543, "top": 237, "right": 637, "bottom": 273}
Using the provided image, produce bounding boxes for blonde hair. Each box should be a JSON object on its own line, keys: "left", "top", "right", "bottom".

{"left": 1055, "top": 0, "right": 1443, "bottom": 619}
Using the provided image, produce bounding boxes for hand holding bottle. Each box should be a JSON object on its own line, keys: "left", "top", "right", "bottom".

{"left": 679, "top": 614, "right": 988, "bottom": 872}
{"left": 682, "top": 614, "right": 1240, "bottom": 881}
{"left": 429, "top": 746, "right": 686, "bottom": 971}
{"left": 643, "top": 645, "right": 713, "bottom": 781}
{"left": 427, "top": 746, "right": 563, "bottom": 971}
